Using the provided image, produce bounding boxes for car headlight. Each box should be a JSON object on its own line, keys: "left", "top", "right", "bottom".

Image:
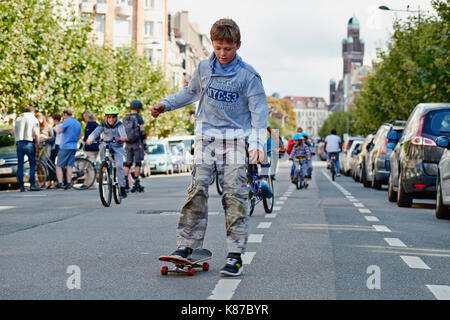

{"left": 157, "top": 157, "right": 165, "bottom": 165}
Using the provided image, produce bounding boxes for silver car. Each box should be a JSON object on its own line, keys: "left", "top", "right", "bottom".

{"left": 436, "top": 136, "right": 450, "bottom": 219}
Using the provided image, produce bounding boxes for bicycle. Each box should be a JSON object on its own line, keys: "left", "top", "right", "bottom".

{"left": 208, "top": 162, "right": 223, "bottom": 195}
{"left": 98, "top": 138, "right": 125, "bottom": 207}
{"left": 247, "top": 163, "right": 274, "bottom": 216}
{"left": 328, "top": 152, "right": 338, "bottom": 181}
{"left": 292, "top": 158, "right": 307, "bottom": 190}
{"left": 35, "top": 141, "right": 96, "bottom": 190}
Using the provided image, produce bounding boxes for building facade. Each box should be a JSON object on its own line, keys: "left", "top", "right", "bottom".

{"left": 283, "top": 96, "right": 329, "bottom": 139}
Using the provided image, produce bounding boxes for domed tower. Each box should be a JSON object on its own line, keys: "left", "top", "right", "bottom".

{"left": 342, "top": 16, "right": 365, "bottom": 77}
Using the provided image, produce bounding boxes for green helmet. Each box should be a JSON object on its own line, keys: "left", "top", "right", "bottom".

{"left": 104, "top": 105, "right": 119, "bottom": 115}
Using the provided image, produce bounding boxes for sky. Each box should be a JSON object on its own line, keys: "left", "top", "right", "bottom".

{"left": 167, "top": 0, "right": 436, "bottom": 104}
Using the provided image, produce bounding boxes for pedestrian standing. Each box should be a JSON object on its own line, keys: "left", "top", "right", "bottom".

{"left": 151, "top": 18, "right": 268, "bottom": 276}
{"left": 55, "top": 109, "right": 81, "bottom": 190}
{"left": 13, "top": 106, "right": 41, "bottom": 192}
{"left": 47, "top": 113, "right": 62, "bottom": 189}
{"left": 82, "top": 111, "right": 99, "bottom": 189}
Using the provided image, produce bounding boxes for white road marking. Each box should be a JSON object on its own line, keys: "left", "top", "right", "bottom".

{"left": 0, "top": 206, "right": 15, "bottom": 211}
{"left": 426, "top": 285, "right": 450, "bottom": 300}
{"left": 275, "top": 201, "right": 285, "bottom": 205}
{"left": 279, "top": 197, "right": 288, "bottom": 201}
{"left": 373, "top": 225, "right": 392, "bottom": 232}
{"left": 242, "top": 252, "right": 256, "bottom": 265}
{"left": 353, "top": 203, "right": 365, "bottom": 207}
{"left": 359, "top": 208, "right": 372, "bottom": 214}
{"left": 364, "top": 216, "right": 379, "bottom": 222}
{"left": 257, "top": 222, "right": 272, "bottom": 229}
{"left": 208, "top": 280, "right": 241, "bottom": 300}
{"left": 384, "top": 238, "right": 407, "bottom": 247}
{"left": 265, "top": 213, "right": 277, "bottom": 218}
{"left": 348, "top": 198, "right": 359, "bottom": 202}
{"left": 248, "top": 234, "right": 264, "bottom": 243}
{"left": 400, "top": 256, "right": 431, "bottom": 269}
{"left": 273, "top": 206, "right": 282, "bottom": 211}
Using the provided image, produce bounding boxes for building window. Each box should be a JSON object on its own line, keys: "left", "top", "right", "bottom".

{"left": 115, "top": 19, "right": 131, "bottom": 36}
{"left": 97, "top": 0, "right": 106, "bottom": 3}
{"left": 145, "top": 0, "right": 155, "bottom": 8}
{"left": 116, "top": 0, "right": 130, "bottom": 5}
{"left": 144, "top": 21, "right": 154, "bottom": 37}
{"left": 95, "top": 16, "right": 105, "bottom": 33}
{"left": 145, "top": 49, "right": 153, "bottom": 62}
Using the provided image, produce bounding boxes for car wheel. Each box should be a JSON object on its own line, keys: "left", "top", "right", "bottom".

{"left": 397, "top": 174, "right": 413, "bottom": 208}
{"left": 436, "top": 177, "right": 450, "bottom": 219}
{"left": 371, "top": 169, "right": 382, "bottom": 190}
{"left": 362, "top": 165, "right": 371, "bottom": 188}
{"left": 387, "top": 173, "right": 397, "bottom": 202}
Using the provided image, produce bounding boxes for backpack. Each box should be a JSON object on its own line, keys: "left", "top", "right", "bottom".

{"left": 123, "top": 114, "right": 140, "bottom": 144}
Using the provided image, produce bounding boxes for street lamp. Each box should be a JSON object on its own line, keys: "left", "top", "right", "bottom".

{"left": 378, "top": 5, "right": 421, "bottom": 22}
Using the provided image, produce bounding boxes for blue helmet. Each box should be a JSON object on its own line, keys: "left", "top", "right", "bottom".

{"left": 293, "top": 133, "right": 303, "bottom": 140}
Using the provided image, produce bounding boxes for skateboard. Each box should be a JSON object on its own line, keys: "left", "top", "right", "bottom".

{"left": 158, "top": 249, "right": 212, "bottom": 276}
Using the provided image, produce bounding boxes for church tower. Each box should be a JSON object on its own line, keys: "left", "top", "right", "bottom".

{"left": 342, "top": 16, "right": 364, "bottom": 77}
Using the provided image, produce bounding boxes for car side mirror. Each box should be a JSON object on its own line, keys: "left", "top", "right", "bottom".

{"left": 436, "top": 136, "right": 450, "bottom": 149}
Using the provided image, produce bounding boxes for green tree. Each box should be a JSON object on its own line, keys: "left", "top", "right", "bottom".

{"left": 318, "top": 110, "right": 354, "bottom": 139}
{"left": 352, "top": 0, "right": 449, "bottom": 135}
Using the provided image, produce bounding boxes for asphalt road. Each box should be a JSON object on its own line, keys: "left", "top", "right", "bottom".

{"left": 0, "top": 159, "right": 449, "bottom": 301}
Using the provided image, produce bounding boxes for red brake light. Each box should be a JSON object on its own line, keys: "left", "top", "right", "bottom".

{"left": 380, "top": 138, "right": 388, "bottom": 155}
{"left": 413, "top": 184, "right": 426, "bottom": 190}
{"left": 410, "top": 115, "right": 436, "bottom": 147}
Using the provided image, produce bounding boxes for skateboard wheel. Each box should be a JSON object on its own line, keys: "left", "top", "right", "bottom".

{"left": 161, "top": 266, "right": 168, "bottom": 275}
{"left": 202, "top": 263, "right": 209, "bottom": 271}
{"left": 187, "top": 267, "right": 195, "bottom": 276}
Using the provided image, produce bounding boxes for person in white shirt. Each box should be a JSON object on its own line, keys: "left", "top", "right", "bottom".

{"left": 13, "top": 107, "right": 40, "bottom": 192}
{"left": 324, "top": 129, "right": 342, "bottom": 176}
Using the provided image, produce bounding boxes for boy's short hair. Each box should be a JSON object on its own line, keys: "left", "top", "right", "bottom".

{"left": 63, "top": 109, "right": 73, "bottom": 116}
{"left": 52, "top": 113, "right": 61, "bottom": 122}
{"left": 210, "top": 18, "right": 240, "bottom": 44}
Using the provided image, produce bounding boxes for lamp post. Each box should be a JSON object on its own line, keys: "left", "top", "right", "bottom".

{"left": 378, "top": 5, "right": 421, "bottom": 22}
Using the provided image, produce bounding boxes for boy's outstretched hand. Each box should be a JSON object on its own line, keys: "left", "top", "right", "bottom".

{"left": 151, "top": 104, "right": 165, "bottom": 118}
{"left": 249, "top": 149, "right": 265, "bottom": 164}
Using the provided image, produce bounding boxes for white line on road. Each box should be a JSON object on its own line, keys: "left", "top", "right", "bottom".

{"left": 373, "top": 225, "right": 392, "bottom": 232}
{"left": 426, "top": 285, "right": 450, "bottom": 300}
{"left": 0, "top": 206, "right": 15, "bottom": 211}
{"left": 257, "top": 222, "right": 272, "bottom": 229}
{"left": 348, "top": 198, "right": 359, "bottom": 202}
{"left": 353, "top": 203, "right": 365, "bottom": 207}
{"left": 384, "top": 238, "right": 407, "bottom": 247}
{"left": 208, "top": 280, "right": 241, "bottom": 300}
{"left": 273, "top": 206, "right": 282, "bottom": 211}
{"left": 279, "top": 197, "right": 288, "bottom": 201}
{"left": 364, "top": 216, "right": 379, "bottom": 222}
{"left": 400, "top": 256, "right": 431, "bottom": 269}
{"left": 275, "top": 201, "right": 285, "bottom": 205}
{"left": 248, "top": 234, "right": 264, "bottom": 243}
{"left": 265, "top": 213, "right": 277, "bottom": 218}
{"left": 242, "top": 252, "right": 256, "bottom": 265}
{"left": 359, "top": 208, "right": 372, "bottom": 214}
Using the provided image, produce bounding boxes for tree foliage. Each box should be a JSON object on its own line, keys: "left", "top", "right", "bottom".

{"left": 351, "top": 0, "right": 449, "bottom": 135}
{"left": 0, "top": 0, "right": 192, "bottom": 137}
{"left": 318, "top": 110, "right": 354, "bottom": 139}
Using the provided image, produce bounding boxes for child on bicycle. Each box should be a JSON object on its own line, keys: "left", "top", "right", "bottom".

{"left": 151, "top": 18, "right": 268, "bottom": 277}
{"left": 289, "top": 132, "right": 311, "bottom": 189}
{"left": 86, "top": 105, "right": 128, "bottom": 198}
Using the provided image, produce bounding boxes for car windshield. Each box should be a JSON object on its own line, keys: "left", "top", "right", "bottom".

{"left": 0, "top": 132, "right": 15, "bottom": 147}
{"left": 148, "top": 144, "right": 164, "bottom": 154}
{"left": 423, "top": 109, "right": 450, "bottom": 137}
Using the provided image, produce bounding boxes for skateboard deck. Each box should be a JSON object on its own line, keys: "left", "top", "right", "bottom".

{"left": 158, "top": 249, "right": 212, "bottom": 276}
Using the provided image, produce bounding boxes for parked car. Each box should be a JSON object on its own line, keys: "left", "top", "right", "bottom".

{"left": 168, "top": 141, "right": 193, "bottom": 172}
{"left": 435, "top": 136, "right": 450, "bottom": 219}
{"left": 356, "top": 133, "right": 375, "bottom": 187}
{"left": 0, "top": 128, "right": 39, "bottom": 189}
{"left": 146, "top": 140, "right": 174, "bottom": 174}
{"left": 170, "top": 144, "right": 186, "bottom": 173}
{"left": 340, "top": 136, "right": 365, "bottom": 174}
{"left": 389, "top": 103, "right": 450, "bottom": 207}
{"left": 351, "top": 143, "right": 363, "bottom": 182}
{"left": 139, "top": 152, "right": 152, "bottom": 178}
{"left": 365, "top": 120, "right": 406, "bottom": 190}
{"left": 343, "top": 139, "right": 364, "bottom": 176}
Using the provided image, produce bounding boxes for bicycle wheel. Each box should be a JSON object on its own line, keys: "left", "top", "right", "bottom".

{"left": 262, "top": 175, "right": 274, "bottom": 213}
{"left": 215, "top": 170, "right": 223, "bottom": 195}
{"left": 249, "top": 195, "right": 256, "bottom": 216}
{"left": 112, "top": 168, "right": 122, "bottom": 205}
{"left": 99, "top": 162, "right": 112, "bottom": 207}
{"left": 296, "top": 170, "right": 302, "bottom": 190}
{"left": 331, "top": 162, "right": 336, "bottom": 181}
{"left": 72, "top": 158, "right": 96, "bottom": 190}
{"left": 34, "top": 159, "right": 48, "bottom": 189}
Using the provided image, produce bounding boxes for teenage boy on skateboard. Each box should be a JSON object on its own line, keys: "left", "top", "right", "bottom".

{"left": 151, "top": 18, "right": 268, "bottom": 276}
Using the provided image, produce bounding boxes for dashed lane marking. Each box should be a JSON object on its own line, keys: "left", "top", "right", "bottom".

{"left": 248, "top": 234, "right": 264, "bottom": 243}
{"left": 265, "top": 213, "right": 277, "bottom": 218}
{"left": 242, "top": 252, "right": 256, "bottom": 265}
{"left": 400, "top": 256, "right": 431, "bottom": 269}
{"left": 364, "top": 216, "right": 380, "bottom": 222}
{"left": 373, "top": 225, "right": 392, "bottom": 232}
{"left": 426, "top": 285, "right": 450, "bottom": 300}
{"left": 257, "top": 222, "right": 272, "bottom": 229}
{"left": 359, "top": 208, "right": 372, "bottom": 214}
{"left": 384, "top": 238, "right": 407, "bottom": 247}
{"left": 208, "top": 280, "right": 241, "bottom": 300}
{"left": 353, "top": 203, "right": 365, "bottom": 207}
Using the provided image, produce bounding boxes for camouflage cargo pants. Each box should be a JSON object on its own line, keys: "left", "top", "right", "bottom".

{"left": 177, "top": 136, "right": 248, "bottom": 254}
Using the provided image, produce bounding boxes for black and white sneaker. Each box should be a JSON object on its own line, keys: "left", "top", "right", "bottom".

{"left": 220, "top": 254, "right": 243, "bottom": 276}
{"left": 170, "top": 247, "right": 193, "bottom": 260}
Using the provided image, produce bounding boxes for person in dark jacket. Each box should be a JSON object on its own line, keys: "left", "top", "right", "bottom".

{"left": 82, "top": 111, "right": 99, "bottom": 189}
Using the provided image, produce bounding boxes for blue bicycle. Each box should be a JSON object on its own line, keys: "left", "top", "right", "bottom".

{"left": 292, "top": 158, "right": 307, "bottom": 190}
{"left": 248, "top": 164, "right": 274, "bottom": 216}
